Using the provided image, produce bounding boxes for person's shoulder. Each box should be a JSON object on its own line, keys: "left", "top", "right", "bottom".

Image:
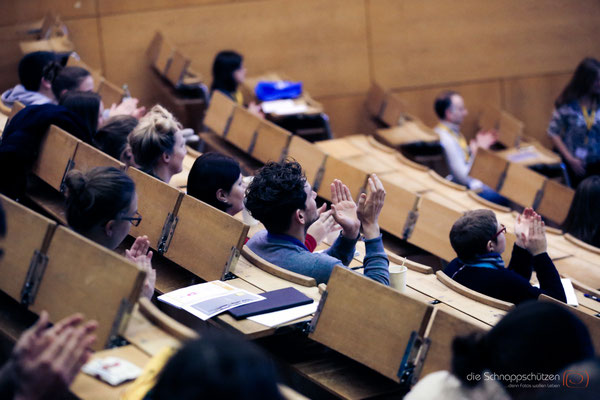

{"left": 443, "top": 257, "right": 462, "bottom": 276}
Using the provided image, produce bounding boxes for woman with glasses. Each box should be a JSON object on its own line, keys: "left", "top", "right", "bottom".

{"left": 64, "top": 166, "right": 155, "bottom": 299}
{"left": 443, "top": 208, "right": 565, "bottom": 304}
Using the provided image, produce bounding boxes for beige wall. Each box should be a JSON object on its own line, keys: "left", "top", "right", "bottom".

{"left": 1, "top": 0, "right": 599, "bottom": 146}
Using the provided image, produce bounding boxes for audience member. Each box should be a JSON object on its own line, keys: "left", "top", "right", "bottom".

{"left": 64, "top": 167, "right": 155, "bottom": 299}
{"left": 149, "top": 332, "right": 283, "bottom": 400}
{"left": 187, "top": 153, "right": 338, "bottom": 251}
{"left": 548, "top": 57, "right": 600, "bottom": 186}
{"left": 93, "top": 115, "right": 138, "bottom": 166}
{"left": 0, "top": 203, "right": 98, "bottom": 400}
{"left": 210, "top": 50, "right": 262, "bottom": 115}
{"left": 563, "top": 175, "right": 600, "bottom": 248}
{"left": 433, "top": 91, "right": 507, "bottom": 205}
{"left": 51, "top": 66, "right": 94, "bottom": 101}
{"left": 245, "top": 161, "right": 389, "bottom": 285}
{"left": 59, "top": 90, "right": 103, "bottom": 134}
{"left": 406, "top": 301, "right": 595, "bottom": 400}
{"left": 128, "top": 105, "right": 185, "bottom": 184}
{"left": 1, "top": 51, "right": 65, "bottom": 107}
{"left": 444, "top": 208, "right": 566, "bottom": 304}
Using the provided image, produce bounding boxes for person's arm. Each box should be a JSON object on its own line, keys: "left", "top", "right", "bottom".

{"left": 547, "top": 108, "right": 585, "bottom": 176}
{"left": 506, "top": 244, "right": 533, "bottom": 280}
{"left": 532, "top": 253, "right": 566, "bottom": 302}
{"left": 362, "top": 235, "right": 390, "bottom": 285}
{"left": 438, "top": 130, "right": 471, "bottom": 186}
{"left": 324, "top": 179, "right": 361, "bottom": 264}
{"left": 324, "top": 232, "right": 358, "bottom": 266}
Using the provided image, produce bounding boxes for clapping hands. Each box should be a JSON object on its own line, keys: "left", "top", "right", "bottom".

{"left": 515, "top": 208, "right": 547, "bottom": 256}
{"left": 125, "top": 235, "right": 156, "bottom": 300}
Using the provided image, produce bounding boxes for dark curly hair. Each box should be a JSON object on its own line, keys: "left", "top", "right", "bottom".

{"left": 449, "top": 209, "right": 498, "bottom": 260}
{"left": 244, "top": 160, "right": 307, "bottom": 234}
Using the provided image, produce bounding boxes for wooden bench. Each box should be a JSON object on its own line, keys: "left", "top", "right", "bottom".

{"left": 252, "top": 120, "right": 291, "bottom": 164}
{"left": 436, "top": 271, "right": 516, "bottom": 311}
{"left": 241, "top": 246, "right": 317, "bottom": 287}
{"left": 226, "top": 105, "right": 262, "bottom": 152}
{"left": 286, "top": 135, "right": 327, "bottom": 191}
{"left": 469, "top": 148, "right": 509, "bottom": 191}
{"left": 203, "top": 90, "right": 237, "bottom": 137}
{"left": 535, "top": 179, "right": 575, "bottom": 225}
{"left": 32, "top": 124, "right": 80, "bottom": 192}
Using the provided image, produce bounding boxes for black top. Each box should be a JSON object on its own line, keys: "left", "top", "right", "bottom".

{"left": 443, "top": 245, "right": 567, "bottom": 305}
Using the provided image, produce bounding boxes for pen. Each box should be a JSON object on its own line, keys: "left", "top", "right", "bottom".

{"left": 583, "top": 293, "right": 600, "bottom": 303}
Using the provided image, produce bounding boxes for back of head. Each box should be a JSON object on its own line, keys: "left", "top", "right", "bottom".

{"left": 434, "top": 90, "right": 458, "bottom": 120}
{"left": 151, "top": 332, "right": 282, "bottom": 400}
{"left": 59, "top": 90, "right": 101, "bottom": 136}
{"left": 187, "top": 152, "right": 241, "bottom": 212}
{"left": 51, "top": 66, "right": 91, "bottom": 100}
{"left": 94, "top": 115, "right": 138, "bottom": 164}
{"left": 128, "top": 105, "right": 180, "bottom": 173}
{"left": 555, "top": 57, "right": 600, "bottom": 107}
{"left": 563, "top": 175, "right": 600, "bottom": 247}
{"left": 449, "top": 209, "right": 497, "bottom": 260}
{"left": 64, "top": 167, "right": 135, "bottom": 234}
{"left": 245, "top": 160, "right": 307, "bottom": 234}
{"left": 211, "top": 50, "right": 243, "bottom": 94}
{"left": 452, "top": 301, "right": 594, "bottom": 394}
{"left": 18, "top": 51, "right": 58, "bottom": 91}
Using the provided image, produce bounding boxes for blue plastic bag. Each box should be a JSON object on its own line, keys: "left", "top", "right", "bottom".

{"left": 255, "top": 80, "right": 303, "bottom": 101}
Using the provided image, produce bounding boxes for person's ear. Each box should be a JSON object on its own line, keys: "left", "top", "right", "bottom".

{"left": 486, "top": 239, "right": 495, "bottom": 253}
{"left": 216, "top": 188, "right": 229, "bottom": 203}
{"left": 104, "top": 220, "right": 115, "bottom": 237}
{"left": 161, "top": 152, "right": 171, "bottom": 164}
{"left": 295, "top": 209, "right": 305, "bottom": 226}
{"left": 40, "top": 78, "right": 52, "bottom": 90}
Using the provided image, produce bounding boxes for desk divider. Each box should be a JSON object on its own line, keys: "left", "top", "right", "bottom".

{"left": 469, "top": 148, "right": 509, "bottom": 191}
{"left": 286, "top": 135, "right": 327, "bottom": 191}
{"left": 203, "top": 90, "right": 237, "bottom": 137}
{"left": 32, "top": 124, "right": 80, "bottom": 192}
{"left": 226, "top": 106, "right": 261, "bottom": 153}
{"left": 252, "top": 121, "right": 291, "bottom": 164}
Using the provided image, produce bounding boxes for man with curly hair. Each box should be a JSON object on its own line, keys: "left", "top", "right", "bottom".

{"left": 245, "top": 160, "right": 389, "bottom": 285}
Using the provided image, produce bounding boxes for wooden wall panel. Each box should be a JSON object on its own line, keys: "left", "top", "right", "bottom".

{"left": 99, "top": 0, "right": 370, "bottom": 106}
{"left": 393, "top": 81, "right": 502, "bottom": 139}
{"left": 369, "top": 0, "right": 600, "bottom": 89}
{"left": 0, "top": 1, "right": 97, "bottom": 27}
{"left": 317, "top": 94, "right": 379, "bottom": 137}
{"left": 65, "top": 18, "right": 103, "bottom": 72}
{"left": 502, "top": 73, "right": 571, "bottom": 148}
{"left": 98, "top": 0, "right": 232, "bottom": 15}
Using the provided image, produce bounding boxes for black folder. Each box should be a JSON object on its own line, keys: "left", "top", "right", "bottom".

{"left": 228, "top": 287, "right": 314, "bottom": 319}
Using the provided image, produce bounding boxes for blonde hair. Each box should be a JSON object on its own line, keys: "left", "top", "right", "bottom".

{"left": 128, "top": 105, "right": 181, "bottom": 172}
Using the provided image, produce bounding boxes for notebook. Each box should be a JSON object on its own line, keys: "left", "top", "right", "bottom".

{"left": 228, "top": 287, "right": 314, "bottom": 319}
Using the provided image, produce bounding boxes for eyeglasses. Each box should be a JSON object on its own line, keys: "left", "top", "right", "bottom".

{"left": 121, "top": 211, "right": 142, "bottom": 227}
{"left": 492, "top": 224, "right": 506, "bottom": 240}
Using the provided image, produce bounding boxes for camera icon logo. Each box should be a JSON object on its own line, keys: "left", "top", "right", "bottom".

{"left": 563, "top": 370, "right": 589, "bottom": 388}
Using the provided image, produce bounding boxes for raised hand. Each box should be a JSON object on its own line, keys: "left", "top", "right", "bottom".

{"left": 514, "top": 207, "right": 536, "bottom": 248}
{"left": 306, "top": 209, "right": 340, "bottom": 245}
{"left": 126, "top": 236, "right": 155, "bottom": 299}
{"left": 330, "top": 180, "right": 360, "bottom": 239}
{"left": 524, "top": 213, "right": 547, "bottom": 256}
{"left": 357, "top": 174, "right": 386, "bottom": 239}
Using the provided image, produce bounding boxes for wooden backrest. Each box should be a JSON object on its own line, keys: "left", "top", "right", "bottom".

{"left": 309, "top": 266, "right": 434, "bottom": 382}
{"left": 164, "top": 194, "right": 249, "bottom": 281}
{"left": 315, "top": 138, "right": 364, "bottom": 159}
{"left": 497, "top": 111, "right": 524, "bottom": 148}
{"left": 126, "top": 168, "right": 183, "bottom": 249}
{"left": 499, "top": 162, "right": 546, "bottom": 207}
{"left": 535, "top": 179, "right": 575, "bottom": 225}
{"left": 317, "top": 157, "right": 368, "bottom": 202}
{"left": 241, "top": 246, "right": 317, "bottom": 287}
{"left": 408, "top": 196, "right": 464, "bottom": 262}
{"left": 151, "top": 32, "right": 174, "bottom": 74}
{"left": 478, "top": 104, "right": 501, "bottom": 132}
{"left": 428, "top": 170, "right": 468, "bottom": 191}
{"left": 436, "top": 271, "right": 515, "bottom": 311}
{"left": 252, "top": 121, "right": 291, "bottom": 163}
{"left": 466, "top": 190, "right": 512, "bottom": 213}
{"left": 165, "top": 49, "right": 190, "bottom": 86}
{"left": 386, "top": 252, "right": 434, "bottom": 274}
{"left": 72, "top": 141, "right": 125, "bottom": 173}
{"left": 97, "top": 78, "right": 124, "bottom": 108}
{"left": 32, "top": 226, "right": 145, "bottom": 350}
{"left": 539, "top": 294, "right": 600, "bottom": 352}
{"left": 146, "top": 31, "right": 164, "bottom": 67}
{"left": 0, "top": 195, "right": 56, "bottom": 301}
{"left": 564, "top": 233, "right": 600, "bottom": 255}
{"left": 421, "top": 304, "right": 489, "bottom": 377}
{"left": 286, "top": 136, "right": 327, "bottom": 190}
{"left": 366, "top": 83, "right": 386, "bottom": 118}
{"left": 378, "top": 177, "right": 420, "bottom": 240}
{"left": 380, "top": 92, "right": 406, "bottom": 126}
{"left": 204, "top": 90, "right": 236, "bottom": 136}
{"left": 32, "top": 125, "right": 80, "bottom": 191}
{"left": 225, "top": 106, "right": 261, "bottom": 152}
{"left": 469, "top": 148, "right": 508, "bottom": 191}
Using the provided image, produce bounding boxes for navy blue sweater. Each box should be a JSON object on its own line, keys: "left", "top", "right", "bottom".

{"left": 443, "top": 245, "right": 566, "bottom": 305}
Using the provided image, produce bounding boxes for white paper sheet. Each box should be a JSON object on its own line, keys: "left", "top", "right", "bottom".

{"left": 248, "top": 302, "right": 318, "bottom": 327}
{"left": 532, "top": 278, "right": 578, "bottom": 306}
{"left": 261, "top": 99, "right": 308, "bottom": 116}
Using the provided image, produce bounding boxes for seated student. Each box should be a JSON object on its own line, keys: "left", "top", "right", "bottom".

{"left": 93, "top": 115, "right": 138, "bottom": 166}
{"left": 245, "top": 160, "right": 389, "bottom": 285}
{"left": 0, "top": 91, "right": 103, "bottom": 199}
{"left": 563, "top": 175, "right": 600, "bottom": 248}
{"left": 149, "top": 332, "right": 283, "bottom": 400}
{"left": 1, "top": 51, "right": 65, "bottom": 107}
{"left": 128, "top": 105, "right": 185, "bottom": 184}
{"left": 211, "top": 50, "right": 262, "bottom": 115}
{"left": 0, "top": 203, "right": 98, "bottom": 400}
{"left": 187, "top": 152, "right": 338, "bottom": 251}
{"left": 444, "top": 208, "right": 566, "bottom": 304}
{"left": 64, "top": 167, "right": 155, "bottom": 299}
{"left": 406, "top": 301, "right": 595, "bottom": 400}
{"left": 433, "top": 91, "right": 507, "bottom": 205}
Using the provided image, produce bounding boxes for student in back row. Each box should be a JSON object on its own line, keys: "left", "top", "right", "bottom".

{"left": 244, "top": 160, "right": 389, "bottom": 285}
{"left": 444, "top": 208, "right": 566, "bottom": 304}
